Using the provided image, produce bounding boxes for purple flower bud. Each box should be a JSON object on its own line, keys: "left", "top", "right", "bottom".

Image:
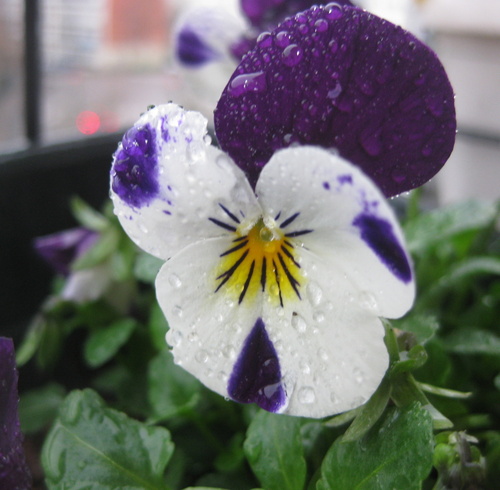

{"left": 34, "top": 227, "right": 99, "bottom": 276}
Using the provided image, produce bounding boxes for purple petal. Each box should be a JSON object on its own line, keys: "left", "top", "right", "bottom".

{"left": 0, "top": 338, "right": 32, "bottom": 489}
{"left": 228, "top": 318, "right": 286, "bottom": 412}
{"left": 176, "top": 25, "right": 221, "bottom": 67}
{"left": 215, "top": 5, "right": 456, "bottom": 197}
{"left": 34, "top": 227, "right": 98, "bottom": 276}
{"left": 241, "top": 0, "right": 354, "bottom": 30}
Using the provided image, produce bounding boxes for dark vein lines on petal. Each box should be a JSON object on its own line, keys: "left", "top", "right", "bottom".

{"left": 220, "top": 240, "right": 248, "bottom": 257}
{"left": 239, "top": 260, "right": 255, "bottom": 304}
{"left": 278, "top": 253, "right": 301, "bottom": 299}
{"left": 219, "top": 203, "right": 241, "bottom": 224}
{"left": 215, "top": 249, "right": 249, "bottom": 292}
{"left": 285, "top": 229, "right": 314, "bottom": 237}
{"left": 209, "top": 217, "right": 237, "bottom": 232}
{"left": 280, "top": 212, "right": 300, "bottom": 228}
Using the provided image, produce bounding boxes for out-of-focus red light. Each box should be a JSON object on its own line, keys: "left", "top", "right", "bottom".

{"left": 76, "top": 111, "right": 101, "bottom": 135}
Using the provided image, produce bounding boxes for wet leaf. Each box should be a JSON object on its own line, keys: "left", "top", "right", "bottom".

{"left": 84, "top": 318, "right": 137, "bottom": 368}
{"left": 42, "top": 389, "right": 173, "bottom": 489}
{"left": 147, "top": 351, "right": 201, "bottom": 421}
{"left": 244, "top": 410, "right": 306, "bottom": 490}
{"left": 317, "top": 404, "right": 433, "bottom": 490}
{"left": 404, "top": 201, "right": 497, "bottom": 254}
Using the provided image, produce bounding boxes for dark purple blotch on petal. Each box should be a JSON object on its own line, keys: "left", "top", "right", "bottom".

{"left": 0, "top": 338, "right": 32, "bottom": 489}
{"left": 215, "top": 5, "right": 456, "bottom": 197}
{"left": 228, "top": 318, "right": 286, "bottom": 412}
{"left": 353, "top": 213, "right": 412, "bottom": 283}
{"left": 111, "top": 124, "right": 159, "bottom": 208}
{"left": 34, "top": 227, "right": 98, "bottom": 276}
{"left": 176, "top": 25, "right": 221, "bottom": 67}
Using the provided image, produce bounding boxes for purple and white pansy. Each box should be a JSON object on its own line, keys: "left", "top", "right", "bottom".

{"left": 111, "top": 4, "right": 455, "bottom": 417}
{"left": 111, "top": 103, "right": 414, "bottom": 417}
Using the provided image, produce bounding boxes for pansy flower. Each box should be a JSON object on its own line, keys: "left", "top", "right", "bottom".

{"left": 111, "top": 4, "right": 455, "bottom": 417}
{"left": 110, "top": 103, "right": 415, "bottom": 417}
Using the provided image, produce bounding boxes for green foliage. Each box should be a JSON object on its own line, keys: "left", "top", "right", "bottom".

{"left": 317, "top": 404, "right": 434, "bottom": 490}
{"left": 42, "top": 389, "right": 174, "bottom": 489}
{"left": 18, "top": 196, "right": 500, "bottom": 488}
{"left": 244, "top": 411, "right": 306, "bottom": 490}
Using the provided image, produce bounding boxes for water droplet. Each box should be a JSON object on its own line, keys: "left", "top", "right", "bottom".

{"left": 314, "top": 18, "right": 328, "bottom": 32}
{"left": 307, "top": 282, "right": 323, "bottom": 306}
{"left": 391, "top": 168, "right": 406, "bottom": 184}
{"left": 223, "top": 345, "right": 236, "bottom": 359}
{"left": 328, "top": 39, "right": 339, "bottom": 54}
{"left": 298, "top": 386, "right": 316, "bottom": 404}
{"left": 275, "top": 31, "right": 291, "bottom": 48}
{"left": 353, "top": 367, "right": 364, "bottom": 384}
{"left": 330, "top": 392, "right": 339, "bottom": 404}
{"left": 172, "top": 305, "right": 183, "bottom": 317}
{"left": 358, "top": 290, "right": 379, "bottom": 313}
{"left": 218, "top": 371, "right": 228, "bottom": 382}
{"left": 282, "top": 44, "right": 303, "bottom": 67}
{"left": 425, "top": 94, "right": 444, "bottom": 117}
{"left": 256, "top": 31, "right": 272, "bottom": 48}
{"left": 188, "top": 332, "right": 199, "bottom": 343}
{"left": 313, "top": 311, "right": 325, "bottom": 323}
{"left": 291, "top": 312, "right": 307, "bottom": 333}
{"left": 325, "top": 2, "right": 344, "bottom": 20}
{"left": 168, "top": 273, "right": 182, "bottom": 288}
{"left": 195, "top": 349, "right": 209, "bottom": 363}
{"left": 327, "top": 81, "right": 342, "bottom": 100}
{"left": 360, "top": 128, "right": 383, "bottom": 156}
{"left": 228, "top": 71, "right": 267, "bottom": 97}
{"left": 318, "top": 348, "right": 329, "bottom": 361}
{"left": 300, "top": 359, "right": 311, "bottom": 374}
{"left": 166, "top": 329, "right": 182, "bottom": 347}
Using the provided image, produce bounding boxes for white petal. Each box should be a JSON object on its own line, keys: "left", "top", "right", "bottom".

{"left": 110, "top": 104, "right": 259, "bottom": 260}
{"left": 256, "top": 146, "right": 415, "bottom": 319}
{"left": 157, "top": 234, "right": 388, "bottom": 418}
{"left": 261, "top": 248, "right": 389, "bottom": 418}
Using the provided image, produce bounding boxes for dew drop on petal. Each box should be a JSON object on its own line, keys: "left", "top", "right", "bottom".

{"left": 275, "top": 31, "right": 291, "bottom": 48}
{"left": 228, "top": 71, "right": 267, "bottom": 97}
{"left": 188, "top": 332, "right": 199, "bottom": 343}
{"left": 291, "top": 312, "right": 307, "bottom": 333}
{"left": 313, "top": 311, "right": 325, "bottom": 323}
{"left": 168, "top": 273, "right": 182, "bottom": 289}
{"left": 318, "top": 348, "right": 329, "bottom": 361}
{"left": 166, "top": 329, "right": 182, "bottom": 347}
{"left": 314, "top": 18, "right": 329, "bottom": 33}
{"left": 307, "top": 282, "right": 323, "bottom": 306}
{"left": 282, "top": 44, "right": 303, "bottom": 67}
{"left": 299, "top": 359, "right": 311, "bottom": 374}
{"left": 325, "top": 2, "right": 344, "bottom": 20}
{"left": 298, "top": 386, "right": 316, "bottom": 404}
{"left": 195, "top": 349, "right": 209, "bottom": 363}
{"left": 172, "top": 305, "right": 183, "bottom": 317}
{"left": 391, "top": 168, "right": 407, "bottom": 184}
{"left": 358, "top": 290, "right": 379, "bottom": 313}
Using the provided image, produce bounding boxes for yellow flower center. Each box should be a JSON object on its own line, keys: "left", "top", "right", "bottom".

{"left": 215, "top": 217, "right": 304, "bottom": 306}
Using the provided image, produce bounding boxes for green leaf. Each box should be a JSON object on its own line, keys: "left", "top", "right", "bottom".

{"left": 342, "top": 378, "right": 391, "bottom": 442}
{"left": 444, "top": 329, "right": 500, "bottom": 355}
{"left": 83, "top": 318, "right": 137, "bottom": 368}
{"left": 316, "top": 404, "right": 433, "bottom": 490}
{"left": 42, "top": 389, "right": 173, "bottom": 489}
{"left": 389, "top": 345, "right": 428, "bottom": 377}
{"left": 404, "top": 200, "right": 497, "bottom": 254}
{"left": 71, "top": 196, "right": 109, "bottom": 231}
{"left": 19, "top": 383, "right": 66, "bottom": 434}
{"left": 392, "top": 314, "right": 439, "bottom": 345}
{"left": 134, "top": 252, "right": 164, "bottom": 283}
{"left": 244, "top": 410, "right": 306, "bottom": 490}
{"left": 147, "top": 351, "right": 201, "bottom": 421}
